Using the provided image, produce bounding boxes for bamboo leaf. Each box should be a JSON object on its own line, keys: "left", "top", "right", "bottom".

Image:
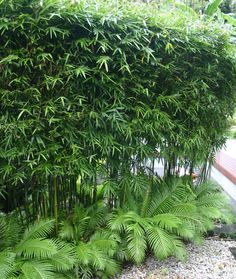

{"left": 205, "top": 0, "right": 223, "bottom": 16}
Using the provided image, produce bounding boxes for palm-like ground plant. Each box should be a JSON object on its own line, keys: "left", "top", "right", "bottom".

{"left": 75, "top": 231, "right": 120, "bottom": 279}
{"left": 0, "top": 217, "right": 76, "bottom": 279}
{"left": 0, "top": 176, "right": 231, "bottom": 279}
{"left": 108, "top": 176, "right": 234, "bottom": 264}
{"left": 59, "top": 205, "right": 120, "bottom": 279}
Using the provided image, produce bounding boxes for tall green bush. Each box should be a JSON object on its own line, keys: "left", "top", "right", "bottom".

{"left": 0, "top": 0, "right": 235, "bottom": 221}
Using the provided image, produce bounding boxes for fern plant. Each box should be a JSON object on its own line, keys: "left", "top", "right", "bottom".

{"left": 108, "top": 176, "right": 234, "bottom": 264}
{"left": 192, "top": 180, "right": 235, "bottom": 225}
{"left": 59, "top": 205, "right": 120, "bottom": 279}
{"left": 0, "top": 217, "right": 76, "bottom": 279}
{"left": 75, "top": 231, "right": 120, "bottom": 279}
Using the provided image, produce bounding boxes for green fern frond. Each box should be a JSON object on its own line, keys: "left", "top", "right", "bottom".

{"left": 198, "top": 206, "right": 221, "bottom": 219}
{"left": 49, "top": 241, "right": 76, "bottom": 271}
{"left": 219, "top": 207, "right": 236, "bottom": 224}
{"left": 172, "top": 238, "right": 186, "bottom": 261}
{"left": 191, "top": 233, "right": 204, "bottom": 245}
{"left": 77, "top": 240, "right": 118, "bottom": 271}
{"left": 20, "top": 261, "right": 54, "bottom": 279}
{"left": 195, "top": 193, "right": 227, "bottom": 208}
{"left": 98, "top": 257, "right": 120, "bottom": 277}
{"left": 147, "top": 192, "right": 176, "bottom": 216}
{"left": 89, "top": 230, "right": 120, "bottom": 257}
{"left": 146, "top": 226, "right": 176, "bottom": 260}
{"left": 175, "top": 221, "right": 196, "bottom": 240}
{"left": 85, "top": 206, "right": 108, "bottom": 234}
{"left": 76, "top": 242, "right": 92, "bottom": 266}
{"left": 0, "top": 251, "right": 15, "bottom": 279}
{"left": 170, "top": 203, "right": 206, "bottom": 232}
{"left": 0, "top": 216, "right": 6, "bottom": 240}
{"left": 147, "top": 178, "right": 193, "bottom": 216}
{"left": 99, "top": 180, "right": 119, "bottom": 200}
{"left": 123, "top": 211, "right": 147, "bottom": 224}
{"left": 170, "top": 203, "right": 197, "bottom": 215}
{"left": 15, "top": 238, "right": 57, "bottom": 259}
{"left": 115, "top": 240, "right": 129, "bottom": 262}
{"left": 123, "top": 186, "right": 139, "bottom": 212}
{"left": 58, "top": 221, "right": 75, "bottom": 241}
{"left": 108, "top": 210, "right": 128, "bottom": 232}
{"left": 69, "top": 205, "right": 109, "bottom": 240}
{"left": 193, "top": 181, "right": 219, "bottom": 197}
{"left": 129, "top": 174, "right": 149, "bottom": 197}
{"left": 150, "top": 213, "right": 182, "bottom": 232}
{"left": 82, "top": 248, "right": 106, "bottom": 271}
{"left": 0, "top": 214, "right": 23, "bottom": 249}
{"left": 193, "top": 181, "right": 235, "bottom": 225}
{"left": 22, "top": 220, "right": 54, "bottom": 241}
{"left": 126, "top": 223, "right": 147, "bottom": 264}
{"left": 76, "top": 239, "right": 119, "bottom": 277}
{"left": 78, "top": 267, "right": 93, "bottom": 279}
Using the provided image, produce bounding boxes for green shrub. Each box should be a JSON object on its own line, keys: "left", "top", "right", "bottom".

{"left": 59, "top": 205, "right": 121, "bottom": 278}
{"left": 108, "top": 177, "right": 233, "bottom": 265}
{"left": 0, "top": 177, "right": 231, "bottom": 279}
{"left": 0, "top": 217, "right": 76, "bottom": 279}
{"left": 0, "top": 1, "right": 235, "bottom": 278}
{"left": 0, "top": 0, "right": 235, "bottom": 220}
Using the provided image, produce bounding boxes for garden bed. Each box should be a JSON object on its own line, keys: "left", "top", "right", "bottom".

{"left": 116, "top": 239, "right": 236, "bottom": 279}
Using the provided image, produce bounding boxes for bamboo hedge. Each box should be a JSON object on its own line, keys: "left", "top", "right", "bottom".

{"left": 0, "top": 0, "right": 235, "bottom": 223}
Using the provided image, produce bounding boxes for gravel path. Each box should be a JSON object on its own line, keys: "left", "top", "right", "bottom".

{"left": 116, "top": 239, "right": 236, "bottom": 279}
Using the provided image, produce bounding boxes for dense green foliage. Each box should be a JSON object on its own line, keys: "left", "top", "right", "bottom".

{"left": 0, "top": 0, "right": 235, "bottom": 221}
{"left": 0, "top": 178, "right": 233, "bottom": 279}
{"left": 0, "top": 0, "right": 235, "bottom": 278}
{"left": 107, "top": 177, "right": 233, "bottom": 264}
{"left": 0, "top": 218, "right": 76, "bottom": 278}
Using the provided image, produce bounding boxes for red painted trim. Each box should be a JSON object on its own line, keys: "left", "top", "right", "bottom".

{"left": 215, "top": 152, "right": 236, "bottom": 185}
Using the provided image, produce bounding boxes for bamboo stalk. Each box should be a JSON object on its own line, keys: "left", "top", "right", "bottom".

{"left": 53, "top": 176, "right": 58, "bottom": 234}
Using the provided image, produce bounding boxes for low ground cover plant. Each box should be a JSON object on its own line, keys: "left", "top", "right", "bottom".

{"left": 0, "top": 177, "right": 234, "bottom": 278}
